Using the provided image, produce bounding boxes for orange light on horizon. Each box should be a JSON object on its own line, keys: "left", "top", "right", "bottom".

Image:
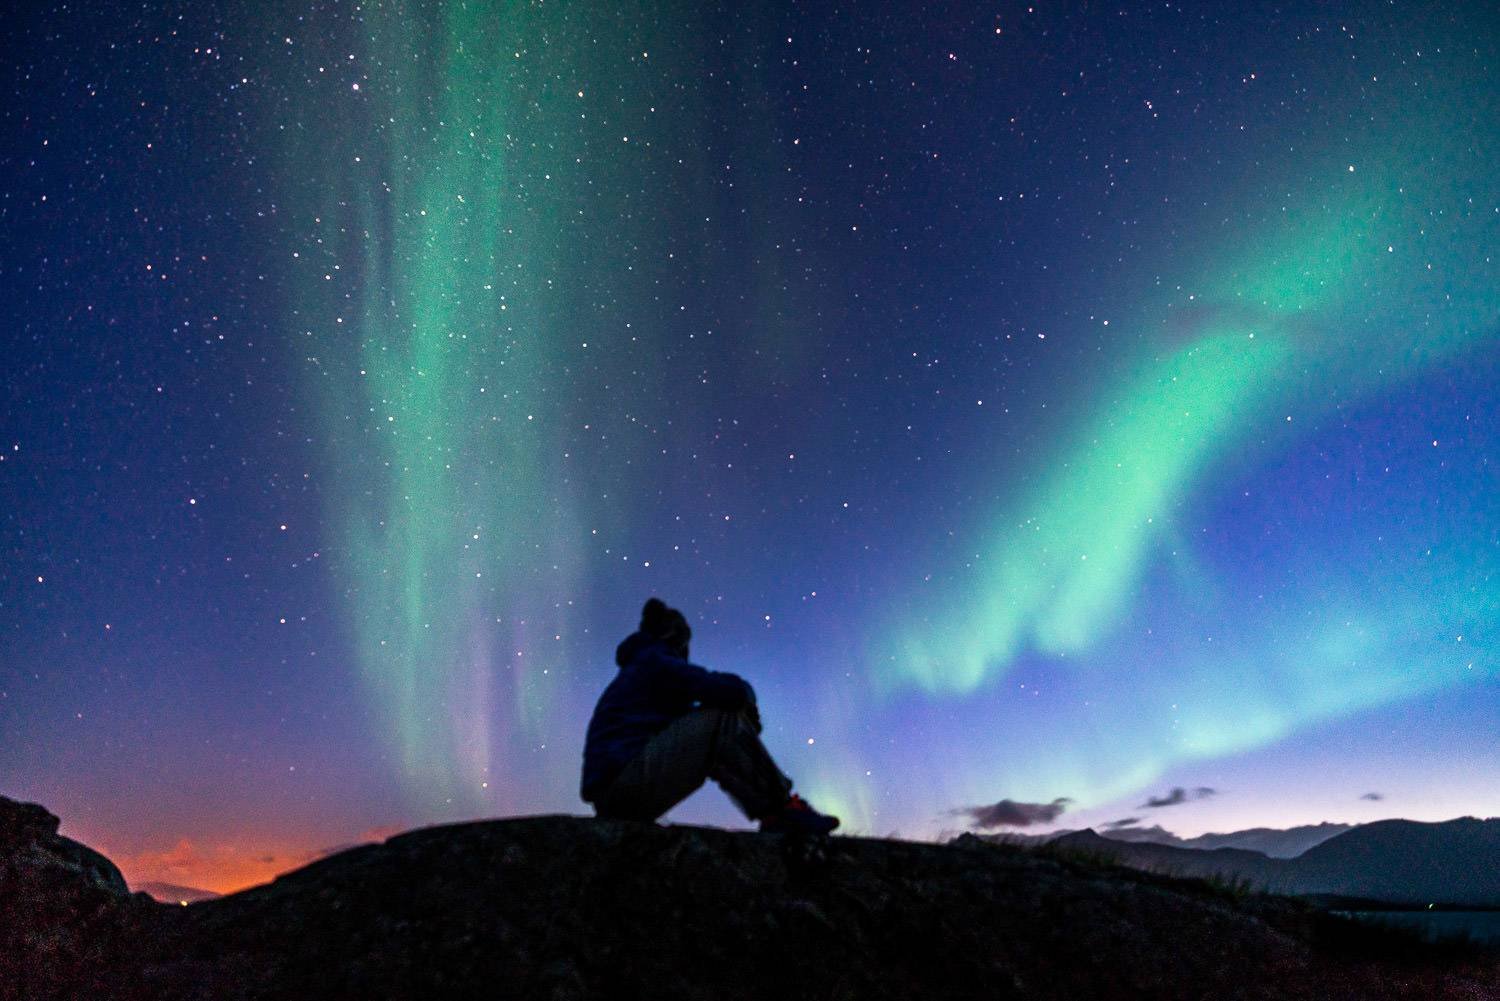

{"left": 100, "top": 824, "right": 406, "bottom": 897}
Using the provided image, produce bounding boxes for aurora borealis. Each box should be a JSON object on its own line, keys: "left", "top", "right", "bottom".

{"left": 3, "top": 1, "right": 1497, "bottom": 893}
{"left": 289, "top": 0, "right": 586, "bottom": 810}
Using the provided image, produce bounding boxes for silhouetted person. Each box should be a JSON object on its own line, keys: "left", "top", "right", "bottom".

{"left": 581, "top": 598, "right": 839, "bottom": 834}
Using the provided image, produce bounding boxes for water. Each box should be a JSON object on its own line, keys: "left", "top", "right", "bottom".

{"left": 1337, "top": 911, "right": 1500, "bottom": 945}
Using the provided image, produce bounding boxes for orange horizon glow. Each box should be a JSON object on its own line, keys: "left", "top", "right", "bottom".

{"left": 100, "top": 824, "right": 407, "bottom": 897}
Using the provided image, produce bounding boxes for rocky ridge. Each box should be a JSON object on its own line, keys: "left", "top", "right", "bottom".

{"left": 3, "top": 795, "right": 1496, "bottom": 1000}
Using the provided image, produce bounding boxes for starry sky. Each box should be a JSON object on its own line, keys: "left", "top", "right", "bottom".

{"left": 3, "top": 1, "right": 1497, "bottom": 894}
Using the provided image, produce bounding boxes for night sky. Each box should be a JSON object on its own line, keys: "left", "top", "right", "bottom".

{"left": 3, "top": 1, "right": 1497, "bottom": 894}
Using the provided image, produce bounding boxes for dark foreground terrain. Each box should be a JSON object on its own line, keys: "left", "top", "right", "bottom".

{"left": 3, "top": 795, "right": 1497, "bottom": 1000}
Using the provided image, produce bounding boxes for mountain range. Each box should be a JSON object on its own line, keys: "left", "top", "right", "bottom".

{"left": 1040, "top": 818, "right": 1500, "bottom": 906}
{"left": 983, "top": 821, "right": 1353, "bottom": 858}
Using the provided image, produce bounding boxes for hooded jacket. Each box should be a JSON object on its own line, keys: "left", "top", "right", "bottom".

{"left": 580, "top": 631, "right": 754, "bottom": 802}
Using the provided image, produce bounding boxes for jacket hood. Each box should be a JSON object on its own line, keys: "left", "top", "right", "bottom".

{"left": 614, "top": 631, "right": 662, "bottom": 668}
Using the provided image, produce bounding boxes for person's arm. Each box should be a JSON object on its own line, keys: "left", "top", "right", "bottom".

{"left": 654, "top": 651, "right": 755, "bottom": 711}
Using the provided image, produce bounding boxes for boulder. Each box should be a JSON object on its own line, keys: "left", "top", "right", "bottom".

{"left": 0, "top": 795, "right": 140, "bottom": 1001}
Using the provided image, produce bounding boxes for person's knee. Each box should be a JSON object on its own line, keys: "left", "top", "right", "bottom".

{"left": 699, "top": 703, "right": 759, "bottom": 735}
{"left": 682, "top": 704, "right": 746, "bottom": 731}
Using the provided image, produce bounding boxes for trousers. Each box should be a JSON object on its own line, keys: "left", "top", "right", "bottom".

{"left": 590, "top": 705, "right": 793, "bottom": 822}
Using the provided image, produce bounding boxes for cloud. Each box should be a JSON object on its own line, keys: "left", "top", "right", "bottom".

{"left": 1140, "top": 786, "right": 1218, "bottom": 809}
{"left": 1104, "top": 817, "right": 1142, "bottom": 830}
{"left": 115, "top": 838, "right": 277, "bottom": 896}
{"left": 115, "top": 823, "right": 406, "bottom": 896}
{"left": 1359, "top": 792, "right": 1384, "bottom": 801}
{"left": 956, "top": 797, "right": 1072, "bottom": 829}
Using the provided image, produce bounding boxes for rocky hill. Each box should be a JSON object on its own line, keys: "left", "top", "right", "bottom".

{"left": 3, "top": 795, "right": 1497, "bottom": 1000}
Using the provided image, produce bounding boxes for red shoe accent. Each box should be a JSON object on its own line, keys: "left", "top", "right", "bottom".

{"left": 760, "top": 793, "right": 839, "bottom": 834}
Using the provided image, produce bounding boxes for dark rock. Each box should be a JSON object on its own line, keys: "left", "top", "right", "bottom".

{"left": 3, "top": 800, "right": 1498, "bottom": 1000}
{"left": 0, "top": 795, "right": 129, "bottom": 896}
{"left": 0, "top": 795, "right": 146, "bottom": 1001}
{"left": 0, "top": 798, "right": 61, "bottom": 846}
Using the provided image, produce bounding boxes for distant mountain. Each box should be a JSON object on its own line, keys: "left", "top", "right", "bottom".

{"left": 1107, "top": 822, "right": 1353, "bottom": 858}
{"left": 1051, "top": 829, "right": 1282, "bottom": 887}
{"left": 1290, "top": 818, "right": 1500, "bottom": 905}
{"left": 974, "top": 821, "right": 1352, "bottom": 858}
{"left": 1045, "top": 818, "right": 1500, "bottom": 907}
{"left": 133, "top": 881, "right": 220, "bottom": 904}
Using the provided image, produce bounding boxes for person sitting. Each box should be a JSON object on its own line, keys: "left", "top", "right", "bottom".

{"left": 580, "top": 598, "right": 839, "bottom": 835}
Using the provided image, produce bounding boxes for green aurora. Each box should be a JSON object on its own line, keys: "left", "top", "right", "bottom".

{"left": 285, "top": 2, "right": 593, "bottom": 808}
{"left": 268, "top": 1, "right": 1498, "bottom": 833}
{"left": 877, "top": 92, "right": 1499, "bottom": 815}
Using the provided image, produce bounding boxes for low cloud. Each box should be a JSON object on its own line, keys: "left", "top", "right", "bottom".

{"left": 116, "top": 823, "right": 406, "bottom": 896}
{"left": 116, "top": 838, "right": 278, "bottom": 896}
{"left": 1359, "top": 792, "right": 1384, "bottom": 801}
{"left": 124, "top": 837, "right": 203, "bottom": 881}
{"left": 1104, "top": 817, "right": 1142, "bottom": 830}
{"left": 956, "top": 797, "right": 1072, "bottom": 829}
{"left": 1140, "top": 786, "right": 1218, "bottom": 809}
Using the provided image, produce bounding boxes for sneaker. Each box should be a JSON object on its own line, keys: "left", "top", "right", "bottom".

{"left": 759, "top": 794, "right": 840, "bottom": 835}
